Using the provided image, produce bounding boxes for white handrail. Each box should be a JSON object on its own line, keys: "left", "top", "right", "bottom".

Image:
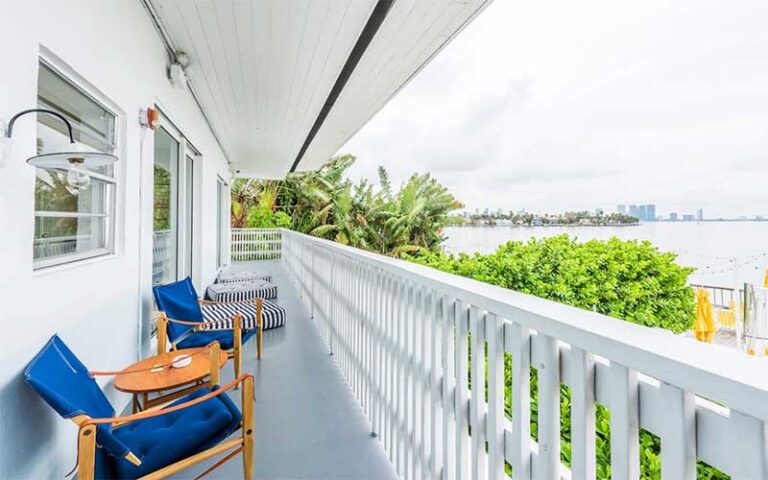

{"left": 280, "top": 228, "right": 768, "bottom": 479}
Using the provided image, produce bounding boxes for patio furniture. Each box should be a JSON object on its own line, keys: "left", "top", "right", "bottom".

{"left": 203, "top": 298, "right": 286, "bottom": 331}
{"left": 114, "top": 345, "right": 228, "bottom": 413}
{"left": 206, "top": 279, "right": 278, "bottom": 302}
{"left": 217, "top": 269, "right": 272, "bottom": 284}
{"left": 24, "top": 335, "right": 254, "bottom": 480}
{"left": 153, "top": 277, "right": 262, "bottom": 379}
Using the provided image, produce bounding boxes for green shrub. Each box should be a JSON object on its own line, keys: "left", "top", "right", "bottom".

{"left": 410, "top": 234, "right": 695, "bottom": 333}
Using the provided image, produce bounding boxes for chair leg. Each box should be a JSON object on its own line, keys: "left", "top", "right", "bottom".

{"left": 157, "top": 314, "right": 168, "bottom": 355}
{"left": 77, "top": 425, "right": 97, "bottom": 480}
{"left": 242, "top": 375, "right": 255, "bottom": 479}
{"left": 233, "top": 314, "right": 243, "bottom": 381}
{"left": 256, "top": 298, "right": 263, "bottom": 360}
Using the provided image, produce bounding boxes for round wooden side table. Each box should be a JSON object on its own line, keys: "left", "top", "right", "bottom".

{"left": 115, "top": 346, "right": 228, "bottom": 412}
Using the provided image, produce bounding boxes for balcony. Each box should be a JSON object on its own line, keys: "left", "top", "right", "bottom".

{"left": 215, "top": 228, "right": 768, "bottom": 480}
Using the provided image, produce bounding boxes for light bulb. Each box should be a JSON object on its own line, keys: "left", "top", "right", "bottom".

{"left": 66, "top": 159, "right": 91, "bottom": 190}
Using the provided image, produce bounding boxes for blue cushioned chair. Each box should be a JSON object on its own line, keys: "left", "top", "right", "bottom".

{"left": 153, "top": 277, "right": 263, "bottom": 379}
{"left": 24, "top": 335, "right": 254, "bottom": 480}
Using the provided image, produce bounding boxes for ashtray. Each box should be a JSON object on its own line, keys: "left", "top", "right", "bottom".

{"left": 172, "top": 354, "right": 192, "bottom": 368}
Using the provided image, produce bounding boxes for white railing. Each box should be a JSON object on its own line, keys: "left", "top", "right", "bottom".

{"left": 281, "top": 229, "right": 768, "bottom": 480}
{"left": 231, "top": 228, "right": 282, "bottom": 261}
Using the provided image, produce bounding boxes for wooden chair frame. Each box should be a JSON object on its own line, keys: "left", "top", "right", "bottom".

{"left": 156, "top": 297, "right": 264, "bottom": 379}
{"left": 71, "top": 374, "right": 254, "bottom": 480}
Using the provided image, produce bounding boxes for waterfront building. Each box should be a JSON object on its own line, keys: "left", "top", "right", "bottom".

{"left": 618, "top": 204, "right": 627, "bottom": 215}
{"left": 629, "top": 204, "right": 640, "bottom": 218}
{"left": 670, "top": 212, "right": 679, "bottom": 221}
{"left": 638, "top": 205, "right": 648, "bottom": 221}
{"left": 697, "top": 208, "right": 704, "bottom": 221}
{"left": 645, "top": 204, "right": 656, "bottom": 222}
{"left": 683, "top": 214, "right": 696, "bottom": 221}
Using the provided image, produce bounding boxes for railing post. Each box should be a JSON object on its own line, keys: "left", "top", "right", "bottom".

{"left": 469, "top": 306, "right": 487, "bottom": 480}
{"left": 454, "top": 300, "right": 470, "bottom": 480}
{"left": 610, "top": 363, "right": 640, "bottom": 480}
{"left": 535, "top": 333, "right": 560, "bottom": 480}
{"left": 571, "top": 347, "right": 597, "bottom": 480}
{"left": 486, "top": 313, "right": 504, "bottom": 480}
{"left": 510, "top": 322, "right": 532, "bottom": 480}
{"left": 660, "top": 382, "right": 696, "bottom": 480}
{"left": 442, "top": 296, "right": 457, "bottom": 480}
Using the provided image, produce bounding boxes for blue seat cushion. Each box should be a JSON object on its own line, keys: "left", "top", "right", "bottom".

{"left": 176, "top": 328, "right": 257, "bottom": 351}
{"left": 109, "top": 387, "right": 242, "bottom": 479}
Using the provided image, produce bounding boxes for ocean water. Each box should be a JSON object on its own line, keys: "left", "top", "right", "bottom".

{"left": 443, "top": 222, "right": 768, "bottom": 288}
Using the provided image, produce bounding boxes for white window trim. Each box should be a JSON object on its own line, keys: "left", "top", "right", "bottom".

{"left": 33, "top": 52, "right": 122, "bottom": 271}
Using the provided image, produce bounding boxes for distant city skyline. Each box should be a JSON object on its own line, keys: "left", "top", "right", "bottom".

{"left": 460, "top": 204, "right": 766, "bottom": 222}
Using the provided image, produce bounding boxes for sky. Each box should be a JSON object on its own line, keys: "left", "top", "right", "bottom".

{"left": 341, "top": 0, "right": 768, "bottom": 219}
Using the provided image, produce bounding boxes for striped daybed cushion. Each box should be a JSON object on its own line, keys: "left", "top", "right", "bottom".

{"left": 206, "top": 280, "right": 278, "bottom": 302}
{"left": 216, "top": 270, "right": 272, "bottom": 284}
{"left": 201, "top": 299, "right": 286, "bottom": 331}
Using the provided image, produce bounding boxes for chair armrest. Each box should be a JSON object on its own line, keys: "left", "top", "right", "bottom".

{"left": 165, "top": 317, "right": 206, "bottom": 327}
{"left": 81, "top": 374, "right": 253, "bottom": 428}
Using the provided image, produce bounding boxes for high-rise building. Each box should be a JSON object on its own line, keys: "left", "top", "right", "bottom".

{"left": 645, "top": 204, "right": 656, "bottom": 222}
{"left": 669, "top": 212, "right": 679, "bottom": 221}
{"left": 638, "top": 205, "right": 648, "bottom": 221}
{"left": 618, "top": 204, "right": 627, "bottom": 215}
{"left": 683, "top": 214, "right": 695, "bottom": 221}
{"left": 697, "top": 208, "right": 704, "bottom": 221}
{"left": 629, "top": 205, "right": 640, "bottom": 219}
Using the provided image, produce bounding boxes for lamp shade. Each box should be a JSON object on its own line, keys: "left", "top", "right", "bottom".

{"left": 26, "top": 149, "right": 117, "bottom": 169}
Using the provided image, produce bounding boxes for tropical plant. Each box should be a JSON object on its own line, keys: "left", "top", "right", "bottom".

{"left": 231, "top": 154, "right": 462, "bottom": 256}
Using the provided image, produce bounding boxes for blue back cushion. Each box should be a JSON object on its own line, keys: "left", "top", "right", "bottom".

{"left": 152, "top": 277, "right": 204, "bottom": 342}
{"left": 24, "top": 335, "right": 114, "bottom": 420}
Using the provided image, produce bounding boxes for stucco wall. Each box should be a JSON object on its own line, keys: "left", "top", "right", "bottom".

{"left": 0, "top": 0, "right": 231, "bottom": 476}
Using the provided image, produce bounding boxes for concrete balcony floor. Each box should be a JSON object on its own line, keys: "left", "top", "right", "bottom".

{"left": 175, "top": 260, "right": 397, "bottom": 479}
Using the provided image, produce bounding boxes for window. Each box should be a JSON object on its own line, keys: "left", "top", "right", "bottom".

{"left": 34, "top": 62, "right": 117, "bottom": 269}
{"left": 152, "top": 113, "right": 197, "bottom": 285}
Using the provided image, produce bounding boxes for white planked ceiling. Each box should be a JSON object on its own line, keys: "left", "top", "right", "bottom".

{"left": 149, "top": 0, "right": 492, "bottom": 178}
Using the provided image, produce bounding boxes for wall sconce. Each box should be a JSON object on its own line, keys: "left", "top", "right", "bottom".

{"left": 0, "top": 109, "right": 117, "bottom": 190}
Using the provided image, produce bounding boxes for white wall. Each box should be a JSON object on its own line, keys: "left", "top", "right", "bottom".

{"left": 0, "top": 0, "right": 231, "bottom": 476}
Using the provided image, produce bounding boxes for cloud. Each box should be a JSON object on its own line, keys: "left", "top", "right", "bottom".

{"left": 342, "top": 0, "right": 768, "bottom": 218}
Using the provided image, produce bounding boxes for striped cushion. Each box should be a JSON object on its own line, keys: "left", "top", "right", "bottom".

{"left": 201, "top": 299, "right": 286, "bottom": 331}
{"left": 216, "top": 270, "right": 272, "bottom": 284}
{"left": 206, "top": 280, "right": 278, "bottom": 302}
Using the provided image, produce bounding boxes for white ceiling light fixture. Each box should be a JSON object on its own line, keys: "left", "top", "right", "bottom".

{"left": 0, "top": 109, "right": 117, "bottom": 190}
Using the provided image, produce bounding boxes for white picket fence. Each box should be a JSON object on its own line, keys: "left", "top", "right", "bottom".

{"left": 281, "top": 229, "right": 768, "bottom": 480}
{"left": 230, "top": 228, "right": 282, "bottom": 261}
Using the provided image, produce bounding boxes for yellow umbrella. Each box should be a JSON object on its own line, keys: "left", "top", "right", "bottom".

{"left": 694, "top": 288, "right": 716, "bottom": 343}
{"left": 763, "top": 267, "right": 768, "bottom": 288}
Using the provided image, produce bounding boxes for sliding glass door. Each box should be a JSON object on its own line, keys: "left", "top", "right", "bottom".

{"left": 152, "top": 115, "right": 198, "bottom": 285}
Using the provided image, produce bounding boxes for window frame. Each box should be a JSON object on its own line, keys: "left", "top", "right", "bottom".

{"left": 33, "top": 59, "right": 119, "bottom": 271}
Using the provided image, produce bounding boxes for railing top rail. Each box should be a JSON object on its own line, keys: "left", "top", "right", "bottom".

{"left": 281, "top": 228, "right": 768, "bottom": 419}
